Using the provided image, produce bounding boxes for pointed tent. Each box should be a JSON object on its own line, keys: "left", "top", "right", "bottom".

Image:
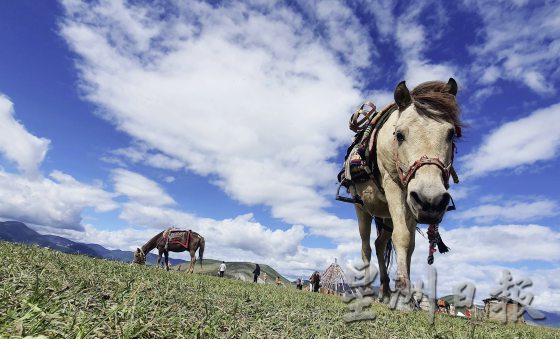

{"left": 321, "top": 259, "right": 352, "bottom": 295}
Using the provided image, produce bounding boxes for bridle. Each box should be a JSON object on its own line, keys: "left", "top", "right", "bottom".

{"left": 394, "top": 126, "right": 460, "bottom": 210}
{"left": 136, "top": 248, "right": 146, "bottom": 264}
{"left": 395, "top": 143, "right": 455, "bottom": 190}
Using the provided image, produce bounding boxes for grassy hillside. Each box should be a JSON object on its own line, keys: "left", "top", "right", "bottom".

{"left": 190, "top": 260, "right": 292, "bottom": 286}
{"left": 1, "top": 242, "right": 559, "bottom": 338}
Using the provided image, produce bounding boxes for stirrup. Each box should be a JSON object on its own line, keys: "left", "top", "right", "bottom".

{"left": 446, "top": 195, "right": 456, "bottom": 211}
{"left": 335, "top": 180, "right": 363, "bottom": 205}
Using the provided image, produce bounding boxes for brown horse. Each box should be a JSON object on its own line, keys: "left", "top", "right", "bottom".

{"left": 133, "top": 228, "right": 205, "bottom": 273}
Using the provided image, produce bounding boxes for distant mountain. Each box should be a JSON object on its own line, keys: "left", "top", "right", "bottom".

{"left": 526, "top": 310, "right": 560, "bottom": 328}
{"left": 0, "top": 221, "right": 186, "bottom": 266}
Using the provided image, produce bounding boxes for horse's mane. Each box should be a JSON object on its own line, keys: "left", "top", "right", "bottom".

{"left": 141, "top": 230, "right": 165, "bottom": 252}
{"left": 411, "top": 81, "right": 462, "bottom": 134}
{"left": 387, "top": 81, "right": 462, "bottom": 135}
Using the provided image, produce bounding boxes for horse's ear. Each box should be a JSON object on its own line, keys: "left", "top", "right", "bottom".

{"left": 136, "top": 248, "right": 140, "bottom": 253}
{"left": 394, "top": 81, "right": 412, "bottom": 109}
{"left": 445, "top": 78, "right": 458, "bottom": 96}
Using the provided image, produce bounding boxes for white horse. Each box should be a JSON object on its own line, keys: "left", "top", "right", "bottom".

{"left": 350, "top": 79, "right": 461, "bottom": 308}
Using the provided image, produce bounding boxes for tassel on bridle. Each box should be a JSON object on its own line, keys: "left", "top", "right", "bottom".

{"left": 426, "top": 223, "right": 450, "bottom": 265}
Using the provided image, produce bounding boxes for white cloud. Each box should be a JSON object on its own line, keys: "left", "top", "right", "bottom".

{"left": 360, "top": 0, "right": 396, "bottom": 39}
{"left": 59, "top": 0, "right": 366, "bottom": 238}
{"left": 470, "top": 86, "right": 500, "bottom": 104}
{"left": 392, "top": 2, "right": 461, "bottom": 88}
{"left": 116, "top": 200, "right": 307, "bottom": 258}
{"left": 112, "top": 168, "right": 175, "bottom": 206}
{"left": 460, "top": 102, "right": 560, "bottom": 177}
{"left": 452, "top": 197, "right": 559, "bottom": 223}
{"left": 465, "top": 0, "right": 560, "bottom": 94}
{"left": 448, "top": 185, "right": 475, "bottom": 201}
{"left": 312, "top": 0, "right": 376, "bottom": 69}
{"left": 452, "top": 199, "right": 558, "bottom": 223}
{"left": 108, "top": 144, "right": 185, "bottom": 171}
{"left": 363, "top": 89, "right": 393, "bottom": 109}
{"left": 403, "top": 60, "right": 458, "bottom": 90}
{"left": 0, "top": 94, "right": 118, "bottom": 231}
{"left": 0, "top": 170, "right": 117, "bottom": 231}
{"left": 438, "top": 224, "right": 560, "bottom": 263}
{"left": 480, "top": 66, "right": 500, "bottom": 84}
{"left": 410, "top": 223, "right": 560, "bottom": 311}
{"left": 0, "top": 94, "right": 50, "bottom": 176}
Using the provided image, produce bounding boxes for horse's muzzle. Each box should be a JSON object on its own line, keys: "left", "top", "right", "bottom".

{"left": 409, "top": 191, "right": 450, "bottom": 224}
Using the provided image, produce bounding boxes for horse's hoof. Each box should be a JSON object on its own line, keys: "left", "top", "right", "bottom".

{"left": 393, "top": 297, "right": 414, "bottom": 312}
{"left": 379, "top": 294, "right": 390, "bottom": 304}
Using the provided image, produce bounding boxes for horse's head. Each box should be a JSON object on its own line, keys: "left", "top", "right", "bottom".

{"left": 393, "top": 78, "right": 461, "bottom": 224}
{"left": 133, "top": 247, "right": 146, "bottom": 265}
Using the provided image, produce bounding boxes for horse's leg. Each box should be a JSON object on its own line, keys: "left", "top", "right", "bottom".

{"left": 157, "top": 249, "right": 162, "bottom": 269}
{"left": 382, "top": 179, "right": 416, "bottom": 310}
{"left": 355, "top": 205, "right": 372, "bottom": 264}
{"left": 375, "top": 218, "right": 393, "bottom": 304}
{"left": 190, "top": 250, "right": 196, "bottom": 273}
{"left": 406, "top": 226, "right": 416, "bottom": 277}
{"left": 186, "top": 250, "right": 193, "bottom": 273}
{"left": 164, "top": 250, "right": 169, "bottom": 271}
{"left": 184, "top": 248, "right": 192, "bottom": 273}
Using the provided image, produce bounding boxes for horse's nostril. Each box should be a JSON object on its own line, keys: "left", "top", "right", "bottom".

{"left": 411, "top": 191, "right": 450, "bottom": 213}
{"left": 438, "top": 193, "right": 451, "bottom": 211}
{"left": 410, "top": 191, "right": 422, "bottom": 206}
{"left": 410, "top": 191, "right": 432, "bottom": 211}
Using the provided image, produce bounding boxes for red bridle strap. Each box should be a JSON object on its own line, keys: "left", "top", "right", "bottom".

{"left": 394, "top": 143, "right": 457, "bottom": 189}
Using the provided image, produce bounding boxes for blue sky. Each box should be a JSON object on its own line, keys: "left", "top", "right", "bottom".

{"left": 1, "top": 0, "right": 559, "bottom": 311}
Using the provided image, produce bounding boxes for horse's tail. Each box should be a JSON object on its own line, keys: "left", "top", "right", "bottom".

{"left": 198, "top": 236, "right": 205, "bottom": 269}
{"left": 374, "top": 217, "right": 393, "bottom": 269}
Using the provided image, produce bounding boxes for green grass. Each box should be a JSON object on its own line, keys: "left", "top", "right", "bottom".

{"left": 1, "top": 242, "right": 559, "bottom": 338}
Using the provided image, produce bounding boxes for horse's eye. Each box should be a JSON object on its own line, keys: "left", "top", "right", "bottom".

{"left": 396, "top": 131, "right": 405, "bottom": 143}
{"left": 447, "top": 129, "right": 455, "bottom": 141}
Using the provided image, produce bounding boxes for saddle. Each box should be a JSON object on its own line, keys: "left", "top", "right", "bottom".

{"left": 162, "top": 228, "right": 192, "bottom": 250}
{"left": 336, "top": 101, "right": 395, "bottom": 204}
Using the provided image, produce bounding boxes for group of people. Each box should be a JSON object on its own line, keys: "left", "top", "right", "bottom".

{"left": 218, "top": 262, "right": 276, "bottom": 285}
{"left": 218, "top": 262, "right": 321, "bottom": 291}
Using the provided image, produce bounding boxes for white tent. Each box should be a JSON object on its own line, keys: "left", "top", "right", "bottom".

{"left": 321, "top": 259, "right": 351, "bottom": 295}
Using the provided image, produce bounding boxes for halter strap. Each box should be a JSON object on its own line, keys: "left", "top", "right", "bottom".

{"left": 394, "top": 141, "right": 459, "bottom": 190}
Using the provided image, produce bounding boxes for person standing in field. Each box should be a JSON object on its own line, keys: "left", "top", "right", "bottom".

{"left": 275, "top": 276, "right": 282, "bottom": 286}
{"left": 219, "top": 261, "right": 226, "bottom": 278}
{"left": 310, "top": 271, "right": 321, "bottom": 292}
{"left": 296, "top": 277, "right": 303, "bottom": 290}
{"left": 253, "top": 263, "right": 260, "bottom": 283}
